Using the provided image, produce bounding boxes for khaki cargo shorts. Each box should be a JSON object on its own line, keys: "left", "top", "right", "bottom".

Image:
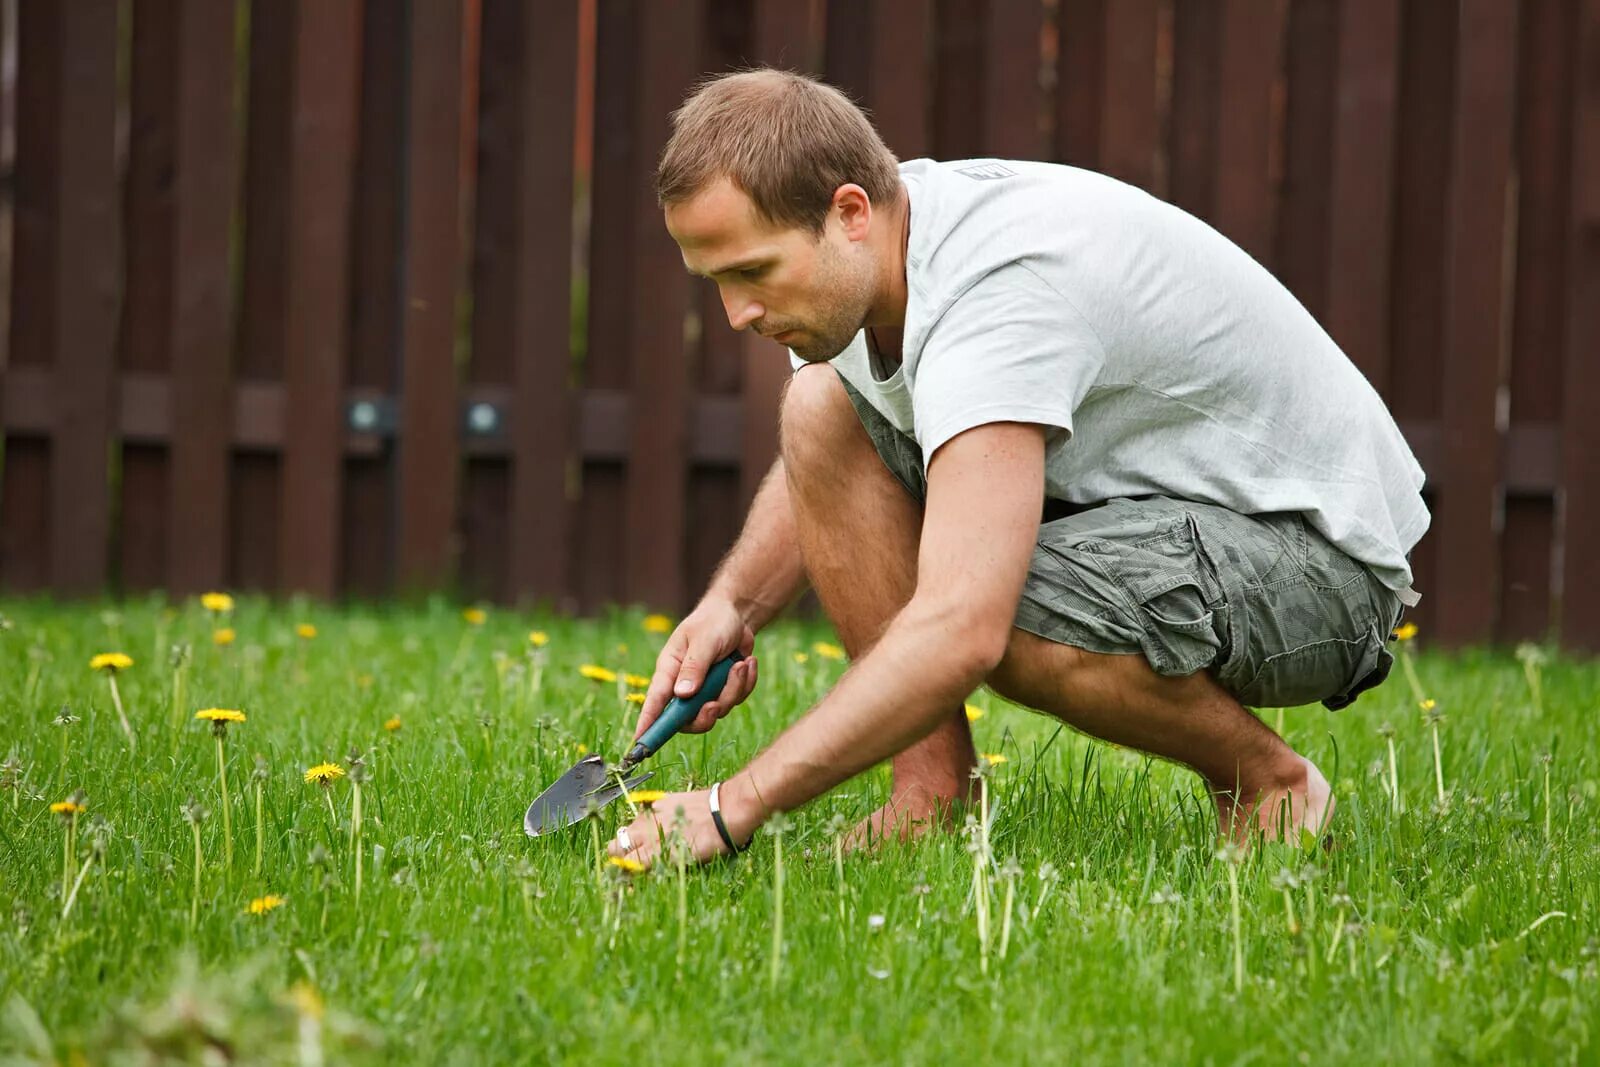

{"left": 841, "top": 375, "right": 1406, "bottom": 710}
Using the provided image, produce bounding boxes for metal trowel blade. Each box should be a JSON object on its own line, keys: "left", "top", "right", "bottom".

{"left": 523, "top": 754, "right": 653, "bottom": 836}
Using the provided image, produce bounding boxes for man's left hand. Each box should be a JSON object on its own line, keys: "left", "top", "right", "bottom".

{"left": 605, "top": 789, "right": 737, "bottom": 868}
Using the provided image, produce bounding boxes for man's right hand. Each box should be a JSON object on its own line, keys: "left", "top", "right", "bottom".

{"left": 632, "top": 596, "right": 759, "bottom": 740}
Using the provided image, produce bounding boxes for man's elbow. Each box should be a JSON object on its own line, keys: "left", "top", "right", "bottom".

{"left": 913, "top": 596, "right": 1013, "bottom": 681}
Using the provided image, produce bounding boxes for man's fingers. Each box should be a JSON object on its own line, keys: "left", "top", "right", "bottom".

{"left": 674, "top": 652, "right": 706, "bottom": 698}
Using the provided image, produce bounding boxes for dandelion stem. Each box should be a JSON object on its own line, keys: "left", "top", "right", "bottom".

{"left": 254, "top": 779, "right": 264, "bottom": 878}
{"left": 676, "top": 844, "right": 688, "bottom": 979}
{"left": 1227, "top": 860, "right": 1243, "bottom": 994}
{"left": 61, "top": 851, "right": 96, "bottom": 920}
{"left": 216, "top": 735, "right": 233, "bottom": 871}
{"left": 62, "top": 816, "right": 74, "bottom": 901}
{"left": 352, "top": 779, "right": 364, "bottom": 904}
{"left": 1431, "top": 722, "right": 1445, "bottom": 805}
{"left": 590, "top": 816, "right": 604, "bottom": 889}
{"left": 999, "top": 872, "right": 1016, "bottom": 961}
{"left": 1283, "top": 887, "right": 1299, "bottom": 937}
{"left": 1386, "top": 735, "right": 1402, "bottom": 814}
{"left": 190, "top": 819, "right": 203, "bottom": 929}
{"left": 833, "top": 831, "right": 846, "bottom": 935}
{"left": 1543, "top": 761, "right": 1552, "bottom": 841}
{"left": 770, "top": 828, "right": 785, "bottom": 992}
{"left": 1399, "top": 646, "right": 1426, "bottom": 706}
{"left": 169, "top": 664, "right": 185, "bottom": 750}
{"left": 107, "top": 674, "right": 135, "bottom": 751}
{"left": 1325, "top": 909, "right": 1348, "bottom": 964}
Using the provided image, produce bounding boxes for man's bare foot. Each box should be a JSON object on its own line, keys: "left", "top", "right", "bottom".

{"left": 1214, "top": 754, "right": 1335, "bottom": 847}
{"left": 843, "top": 782, "right": 970, "bottom": 852}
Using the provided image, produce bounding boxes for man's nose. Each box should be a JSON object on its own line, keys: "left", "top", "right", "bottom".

{"left": 722, "top": 289, "right": 764, "bottom": 332}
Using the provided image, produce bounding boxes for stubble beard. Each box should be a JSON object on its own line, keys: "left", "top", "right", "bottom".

{"left": 784, "top": 242, "right": 874, "bottom": 364}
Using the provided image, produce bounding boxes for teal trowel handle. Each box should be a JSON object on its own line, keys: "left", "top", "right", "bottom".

{"left": 621, "top": 652, "right": 745, "bottom": 767}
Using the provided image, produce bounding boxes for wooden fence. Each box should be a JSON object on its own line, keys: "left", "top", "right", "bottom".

{"left": 0, "top": 0, "right": 1596, "bottom": 651}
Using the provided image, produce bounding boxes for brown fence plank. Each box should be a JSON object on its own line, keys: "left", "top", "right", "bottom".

{"left": 934, "top": 0, "right": 983, "bottom": 158}
{"left": 827, "top": 0, "right": 932, "bottom": 159}
{"left": 1211, "top": 0, "right": 1284, "bottom": 269}
{"left": 623, "top": 0, "right": 700, "bottom": 610}
{"left": 982, "top": 0, "right": 1045, "bottom": 159}
{"left": 1560, "top": 0, "right": 1600, "bottom": 651}
{"left": 1275, "top": 0, "right": 1336, "bottom": 320}
{"left": 1168, "top": 0, "right": 1219, "bottom": 222}
{"left": 1434, "top": 0, "right": 1517, "bottom": 646}
{"left": 342, "top": 2, "right": 406, "bottom": 600}
{"left": 1324, "top": 0, "right": 1400, "bottom": 395}
{"left": 395, "top": 0, "right": 465, "bottom": 592}
{"left": 279, "top": 0, "right": 361, "bottom": 597}
{"left": 29, "top": 1, "right": 120, "bottom": 596}
{"left": 1501, "top": 0, "right": 1577, "bottom": 643}
{"left": 1053, "top": 0, "right": 1105, "bottom": 169}
{"left": 1098, "top": 0, "right": 1159, "bottom": 191}
{"left": 164, "top": 0, "right": 238, "bottom": 596}
{"left": 484, "top": 0, "right": 580, "bottom": 607}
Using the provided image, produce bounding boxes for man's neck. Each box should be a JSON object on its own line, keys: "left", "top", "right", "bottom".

{"left": 865, "top": 184, "right": 912, "bottom": 331}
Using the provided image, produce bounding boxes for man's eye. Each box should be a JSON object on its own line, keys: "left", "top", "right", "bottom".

{"left": 739, "top": 266, "right": 766, "bottom": 280}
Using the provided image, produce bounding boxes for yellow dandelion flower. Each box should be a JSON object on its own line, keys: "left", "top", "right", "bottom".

{"left": 579, "top": 664, "right": 618, "bottom": 684}
{"left": 528, "top": 630, "right": 550, "bottom": 647}
{"left": 575, "top": 742, "right": 588, "bottom": 755}
{"left": 642, "top": 614, "right": 673, "bottom": 634}
{"left": 981, "top": 752, "right": 1008, "bottom": 766}
{"left": 624, "top": 672, "right": 651, "bottom": 689}
{"left": 625, "top": 693, "right": 646, "bottom": 705}
{"left": 626, "top": 790, "right": 668, "bottom": 806}
{"left": 812, "top": 641, "right": 845, "bottom": 660}
{"left": 356, "top": 673, "right": 375, "bottom": 689}
{"left": 287, "top": 981, "right": 324, "bottom": 1020}
{"left": 1393, "top": 622, "right": 1418, "bottom": 642}
{"left": 201, "top": 592, "right": 235, "bottom": 614}
{"left": 608, "top": 855, "right": 646, "bottom": 874}
{"left": 296, "top": 623, "right": 317, "bottom": 640}
{"left": 212, "top": 627, "right": 236, "bottom": 647}
{"left": 89, "top": 652, "right": 133, "bottom": 672}
{"left": 384, "top": 715, "right": 402, "bottom": 732}
{"left": 247, "top": 894, "right": 286, "bottom": 916}
{"left": 793, "top": 652, "right": 809, "bottom": 664}
{"left": 965, "top": 704, "right": 985, "bottom": 722}
{"left": 304, "top": 762, "right": 345, "bottom": 785}
{"left": 1419, "top": 698, "right": 1436, "bottom": 711}
{"left": 50, "top": 799, "right": 85, "bottom": 816}
{"left": 195, "top": 708, "right": 246, "bottom": 723}
{"left": 463, "top": 607, "right": 488, "bottom": 626}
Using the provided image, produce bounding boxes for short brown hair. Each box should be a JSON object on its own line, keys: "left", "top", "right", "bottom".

{"left": 656, "top": 68, "right": 902, "bottom": 235}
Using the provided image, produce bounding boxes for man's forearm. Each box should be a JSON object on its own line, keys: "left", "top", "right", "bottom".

{"left": 719, "top": 596, "right": 998, "bottom": 833}
{"left": 703, "top": 458, "right": 808, "bottom": 631}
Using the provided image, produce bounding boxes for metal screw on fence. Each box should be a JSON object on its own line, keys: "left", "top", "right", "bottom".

{"left": 465, "top": 402, "right": 501, "bottom": 436}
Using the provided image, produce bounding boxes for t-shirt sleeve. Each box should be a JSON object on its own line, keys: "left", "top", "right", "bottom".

{"left": 912, "top": 262, "right": 1105, "bottom": 468}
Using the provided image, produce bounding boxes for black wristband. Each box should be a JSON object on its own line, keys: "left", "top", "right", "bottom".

{"left": 708, "top": 780, "right": 749, "bottom": 854}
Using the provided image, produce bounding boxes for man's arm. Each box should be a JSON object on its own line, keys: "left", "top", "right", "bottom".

{"left": 705, "top": 457, "right": 809, "bottom": 631}
{"left": 717, "top": 421, "right": 1046, "bottom": 837}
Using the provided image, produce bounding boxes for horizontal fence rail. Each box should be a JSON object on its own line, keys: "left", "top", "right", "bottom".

{"left": 0, "top": 0, "right": 1596, "bottom": 652}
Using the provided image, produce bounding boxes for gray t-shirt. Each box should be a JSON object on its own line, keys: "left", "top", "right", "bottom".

{"left": 798, "top": 158, "right": 1429, "bottom": 597}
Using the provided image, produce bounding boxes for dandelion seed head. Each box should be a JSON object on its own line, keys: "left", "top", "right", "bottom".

{"left": 867, "top": 914, "right": 885, "bottom": 931}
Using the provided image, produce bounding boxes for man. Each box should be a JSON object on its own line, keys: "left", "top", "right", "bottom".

{"left": 607, "top": 69, "right": 1427, "bottom": 868}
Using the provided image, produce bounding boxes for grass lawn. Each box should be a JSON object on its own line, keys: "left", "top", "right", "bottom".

{"left": 0, "top": 596, "right": 1596, "bottom": 1065}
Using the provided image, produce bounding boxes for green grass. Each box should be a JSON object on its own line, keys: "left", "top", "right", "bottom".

{"left": 0, "top": 596, "right": 1596, "bottom": 1065}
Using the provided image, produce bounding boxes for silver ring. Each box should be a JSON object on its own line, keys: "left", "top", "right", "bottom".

{"left": 615, "top": 826, "right": 633, "bottom": 852}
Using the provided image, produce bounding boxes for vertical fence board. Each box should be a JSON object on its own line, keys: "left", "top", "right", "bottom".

{"left": 1275, "top": 0, "right": 1336, "bottom": 320}
{"left": 1324, "top": 0, "right": 1399, "bottom": 394}
{"left": 623, "top": 0, "right": 700, "bottom": 610}
{"left": 41, "top": 1, "right": 119, "bottom": 595}
{"left": 1560, "top": 0, "right": 1600, "bottom": 651}
{"left": 343, "top": 2, "right": 406, "bottom": 600}
{"left": 828, "top": 0, "right": 932, "bottom": 159}
{"left": 166, "top": 0, "right": 237, "bottom": 596}
{"left": 395, "top": 0, "right": 464, "bottom": 592}
{"left": 1211, "top": 0, "right": 1284, "bottom": 268}
{"left": 233, "top": 0, "right": 291, "bottom": 590}
{"left": 983, "top": 0, "right": 1044, "bottom": 159}
{"left": 1053, "top": 0, "right": 1105, "bottom": 169}
{"left": 577, "top": 0, "right": 636, "bottom": 612}
{"left": 1099, "top": 0, "right": 1159, "bottom": 191}
{"left": 279, "top": 0, "right": 360, "bottom": 597}
{"left": 119, "top": 0, "right": 178, "bottom": 592}
{"left": 508, "top": 0, "right": 580, "bottom": 606}
{"left": 1434, "top": 0, "right": 1517, "bottom": 645}
{"left": 1387, "top": 0, "right": 1457, "bottom": 636}
{"left": 1501, "top": 0, "right": 1575, "bottom": 643}
{"left": 934, "top": 0, "right": 983, "bottom": 158}
{"left": 1168, "top": 0, "right": 1219, "bottom": 222}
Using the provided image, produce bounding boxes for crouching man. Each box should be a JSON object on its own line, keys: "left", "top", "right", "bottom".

{"left": 609, "top": 69, "right": 1427, "bottom": 867}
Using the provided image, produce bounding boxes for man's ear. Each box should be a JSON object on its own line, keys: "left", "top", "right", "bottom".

{"left": 832, "top": 183, "right": 872, "bottom": 242}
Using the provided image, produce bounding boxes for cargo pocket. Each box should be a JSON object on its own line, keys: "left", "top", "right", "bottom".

{"left": 1128, "top": 572, "right": 1225, "bottom": 677}
{"left": 1235, "top": 623, "right": 1386, "bottom": 709}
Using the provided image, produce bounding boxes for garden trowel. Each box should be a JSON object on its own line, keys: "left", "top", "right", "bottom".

{"left": 523, "top": 652, "right": 743, "bottom": 836}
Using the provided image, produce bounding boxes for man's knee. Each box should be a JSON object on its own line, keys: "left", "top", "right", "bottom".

{"left": 780, "top": 365, "right": 862, "bottom": 471}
